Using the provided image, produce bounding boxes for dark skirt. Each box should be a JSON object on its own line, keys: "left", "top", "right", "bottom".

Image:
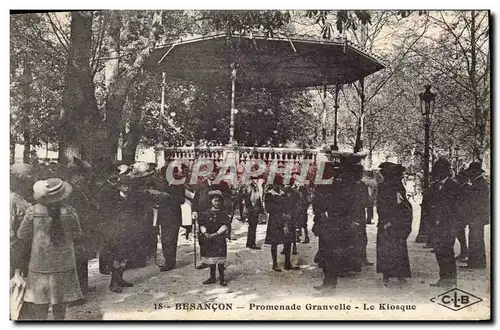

{"left": 199, "top": 235, "right": 227, "bottom": 264}
{"left": 376, "top": 228, "right": 411, "bottom": 278}
{"left": 265, "top": 214, "right": 296, "bottom": 245}
{"left": 317, "top": 232, "right": 352, "bottom": 275}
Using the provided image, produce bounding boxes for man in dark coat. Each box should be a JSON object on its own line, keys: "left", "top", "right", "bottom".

{"left": 428, "top": 158, "right": 461, "bottom": 288}
{"left": 463, "top": 162, "right": 490, "bottom": 269}
{"left": 157, "top": 165, "right": 186, "bottom": 272}
{"left": 376, "top": 162, "right": 412, "bottom": 285}
{"left": 295, "top": 181, "right": 311, "bottom": 244}
{"left": 244, "top": 176, "right": 264, "bottom": 249}
{"left": 312, "top": 161, "right": 355, "bottom": 292}
{"left": 347, "top": 164, "right": 373, "bottom": 268}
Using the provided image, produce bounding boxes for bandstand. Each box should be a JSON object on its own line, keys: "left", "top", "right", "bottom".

{"left": 143, "top": 32, "right": 385, "bottom": 177}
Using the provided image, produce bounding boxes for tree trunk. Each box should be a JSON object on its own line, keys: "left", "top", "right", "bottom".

{"left": 99, "top": 10, "right": 163, "bottom": 167}
{"left": 121, "top": 88, "right": 145, "bottom": 164}
{"left": 23, "top": 130, "right": 30, "bottom": 163}
{"left": 59, "top": 11, "right": 99, "bottom": 166}
{"left": 10, "top": 138, "right": 16, "bottom": 164}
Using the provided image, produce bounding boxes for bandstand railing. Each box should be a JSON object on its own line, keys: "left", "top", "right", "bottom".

{"left": 159, "top": 145, "right": 360, "bottom": 166}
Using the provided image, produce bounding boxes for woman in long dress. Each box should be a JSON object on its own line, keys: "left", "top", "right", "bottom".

{"left": 376, "top": 162, "right": 413, "bottom": 285}
{"left": 17, "top": 178, "right": 83, "bottom": 320}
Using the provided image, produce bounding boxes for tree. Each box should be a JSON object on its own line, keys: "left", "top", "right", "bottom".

{"left": 412, "top": 11, "right": 490, "bottom": 163}
{"left": 10, "top": 13, "right": 65, "bottom": 163}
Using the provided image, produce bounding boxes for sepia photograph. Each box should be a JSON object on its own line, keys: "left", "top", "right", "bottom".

{"left": 8, "top": 8, "right": 491, "bottom": 321}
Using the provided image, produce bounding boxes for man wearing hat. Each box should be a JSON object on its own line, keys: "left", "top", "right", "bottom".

{"left": 312, "top": 161, "right": 356, "bottom": 292}
{"left": 346, "top": 163, "right": 373, "bottom": 269}
{"left": 311, "top": 161, "right": 340, "bottom": 272}
{"left": 155, "top": 164, "right": 186, "bottom": 272}
{"left": 376, "top": 162, "right": 412, "bottom": 285}
{"left": 427, "top": 158, "right": 461, "bottom": 287}
{"left": 244, "top": 174, "right": 264, "bottom": 250}
{"left": 463, "top": 162, "right": 490, "bottom": 269}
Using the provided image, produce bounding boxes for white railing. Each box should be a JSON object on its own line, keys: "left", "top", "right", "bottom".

{"left": 158, "top": 145, "right": 364, "bottom": 165}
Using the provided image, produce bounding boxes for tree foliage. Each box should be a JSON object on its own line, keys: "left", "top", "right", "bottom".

{"left": 9, "top": 10, "right": 490, "bottom": 170}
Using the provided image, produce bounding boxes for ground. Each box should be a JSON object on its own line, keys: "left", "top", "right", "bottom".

{"left": 66, "top": 197, "right": 491, "bottom": 320}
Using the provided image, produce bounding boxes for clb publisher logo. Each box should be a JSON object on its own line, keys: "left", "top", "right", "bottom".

{"left": 430, "top": 288, "right": 482, "bottom": 311}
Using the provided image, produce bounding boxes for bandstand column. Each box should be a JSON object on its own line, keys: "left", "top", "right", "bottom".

{"left": 333, "top": 84, "right": 340, "bottom": 151}
{"left": 229, "top": 63, "right": 237, "bottom": 146}
{"left": 321, "top": 83, "right": 327, "bottom": 143}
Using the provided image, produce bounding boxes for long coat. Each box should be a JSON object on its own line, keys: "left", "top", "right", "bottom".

{"left": 468, "top": 175, "right": 490, "bottom": 226}
{"left": 427, "top": 178, "right": 461, "bottom": 244}
{"left": 295, "top": 186, "right": 310, "bottom": 228}
{"left": 104, "top": 189, "right": 153, "bottom": 266}
{"left": 376, "top": 180, "right": 412, "bottom": 278}
{"left": 264, "top": 187, "right": 296, "bottom": 245}
{"left": 66, "top": 186, "right": 101, "bottom": 260}
{"left": 313, "top": 180, "right": 356, "bottom": 273}
{"left": 17, "top": 203, "right": 83, "bottom": 305}
{"left": 155, "top": 180, "right": 185, "bottom": 227}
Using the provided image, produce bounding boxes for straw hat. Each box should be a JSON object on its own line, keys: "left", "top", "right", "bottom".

{"left": 33, "top": 178, "right": 73, "bottom": 204}
{"left": 128, "top": 162, "right": 155, "bottom": 178}
{"left": 208, "top": 190, "right": 224, "bottom": 199}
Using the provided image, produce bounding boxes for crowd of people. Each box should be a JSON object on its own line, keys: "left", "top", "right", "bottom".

{"left": 10, "top": 154, "right": 490, "bottom": 319}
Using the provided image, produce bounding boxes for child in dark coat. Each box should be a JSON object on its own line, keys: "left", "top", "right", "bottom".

{"left": 198, "top": 190, "right": 230, "bottom": 286}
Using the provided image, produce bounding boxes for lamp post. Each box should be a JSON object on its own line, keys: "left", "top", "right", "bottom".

{"left": 415, "top": 84, "right": 436, "bottom": 243}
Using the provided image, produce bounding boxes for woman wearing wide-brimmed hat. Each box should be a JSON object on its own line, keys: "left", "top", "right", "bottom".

{"left": 102, "top": 164, "right": 158, "bottom": 293}
{"left": 376, "top": 162, "right": 412, "bottom": 286}
{"left": 197, "top": 190, "right": 230, "bottom": 286}
{"left": 17, "top": 178, "right": 82, "bottom": 320}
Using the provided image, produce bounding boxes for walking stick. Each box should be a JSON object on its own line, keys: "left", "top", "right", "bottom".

{"left": 193, "top": 217, "right": 197, "bottom": 269}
